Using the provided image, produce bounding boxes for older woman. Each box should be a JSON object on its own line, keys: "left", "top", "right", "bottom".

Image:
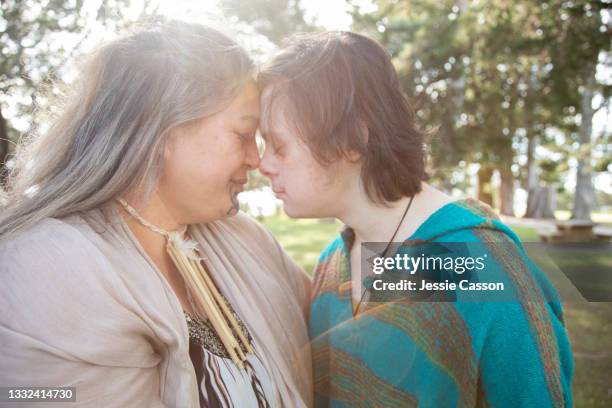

{"left": 258, "top": 32, "right": 572, "bottom": 407}
{"left": 0, "top": 22, "right": 311, "bottom": 407}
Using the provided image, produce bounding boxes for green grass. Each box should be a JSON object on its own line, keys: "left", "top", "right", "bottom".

{"left": 508, "top": 225, "right": 540, "bottom": 242}
{"left": 565, "top": 302, "right": 612, "bottom": 407}
{"left": 261, "top": 214, "right": 341, "bottom": 274}
{"left": 260, "top": 214, "right": 612, "bottom": 407}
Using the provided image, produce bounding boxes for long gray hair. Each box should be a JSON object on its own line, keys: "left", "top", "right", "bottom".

{"left": 0, "top": 20, "right": 254, "bottom": 239}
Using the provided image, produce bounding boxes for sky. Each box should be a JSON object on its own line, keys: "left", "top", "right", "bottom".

{"left": 139, "top": 0, "right": 356, "bottom": 30}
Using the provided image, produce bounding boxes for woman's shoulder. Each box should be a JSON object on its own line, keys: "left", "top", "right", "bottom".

{"left": 0, "top": 217, "right": 165, "bottom": 371}
{"left": 0, "top": 216, "right": 100, "bottom": 262}
{"left": 0, "top": 216, "right": 113, "bottom": 301}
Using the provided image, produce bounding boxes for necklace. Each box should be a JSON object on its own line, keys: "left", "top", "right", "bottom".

{"left": 117, "top": 198, "right": 253, "bottom": 368}
{"left": 352, "top": 195, "right": 415, "bottom": 316}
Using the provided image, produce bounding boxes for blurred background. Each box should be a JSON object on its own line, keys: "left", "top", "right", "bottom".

{"left": 1, "top": 0, "right": 610, "bottom": 406}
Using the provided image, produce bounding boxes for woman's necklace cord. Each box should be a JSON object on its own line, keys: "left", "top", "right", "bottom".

{"left": 116, "top": 198, "right": 253, "bottom": 367}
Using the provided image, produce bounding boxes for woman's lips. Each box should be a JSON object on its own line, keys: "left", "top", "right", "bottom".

{"left": 272, "top": 188, "right": 286, "bottom": 198}
{"left": 231, "top": 179, "right": 248, "bottom": 192}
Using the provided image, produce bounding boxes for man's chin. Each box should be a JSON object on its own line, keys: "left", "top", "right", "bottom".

{"left": 284, "top": 201, "right": 333, "bottom": 220}
{"left": 283, "top": 203, "right": 309, "bottom": 219}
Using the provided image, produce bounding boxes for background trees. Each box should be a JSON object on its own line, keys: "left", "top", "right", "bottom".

{"left": 0, "top": 0, "right": 152, "bottom": 183}
{"left": 347, "top": 0, "right": 610, "bottom": 219}
{"left": 1, "top": 0, "right": 610, "bottom": 219}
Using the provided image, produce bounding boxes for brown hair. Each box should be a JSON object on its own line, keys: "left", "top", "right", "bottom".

{"left": 258, "top": 31, "right": 427, "bottom": 205}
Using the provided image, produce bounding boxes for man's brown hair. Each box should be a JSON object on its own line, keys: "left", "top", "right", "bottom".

{"left": 258, "top": 31, "right": 427, "bottom": 204}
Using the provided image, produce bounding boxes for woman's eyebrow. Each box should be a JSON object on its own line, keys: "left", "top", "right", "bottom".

{"left": 259, "top": 129, "right": 272, "bottom": 141}
{"left": 241, "top": 114, "right": 260, "bottom": 124}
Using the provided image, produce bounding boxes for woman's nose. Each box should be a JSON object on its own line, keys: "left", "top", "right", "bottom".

{"left": 244, "top": 139, "right": 261, "bottom": 170}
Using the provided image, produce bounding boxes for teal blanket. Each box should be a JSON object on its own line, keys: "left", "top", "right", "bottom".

{"left": 309, "top": 199, "right": 573, "bottom": 407}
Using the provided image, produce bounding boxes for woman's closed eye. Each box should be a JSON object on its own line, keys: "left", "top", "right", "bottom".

{"left": 235, "top": 131, "right": 254, "bottom": 142}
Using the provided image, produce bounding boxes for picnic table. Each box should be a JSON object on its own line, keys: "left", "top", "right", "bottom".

{"left": 538, "top": 220, "right": 612, "bottom": 243}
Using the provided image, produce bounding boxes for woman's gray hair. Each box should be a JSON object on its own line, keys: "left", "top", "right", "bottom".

{"left": 0, "top": 20, "right": 254, "bottom": 239}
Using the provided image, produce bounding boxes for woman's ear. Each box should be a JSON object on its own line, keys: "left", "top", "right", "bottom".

{"left": 163, "top": 134, "right": 175, "bottom": 161}
{"left": 164, "top": 123, "right": 189, "bottom": 160}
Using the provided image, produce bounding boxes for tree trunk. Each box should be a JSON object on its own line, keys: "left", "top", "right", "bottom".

{"left": 0, "top": 107, "right": 8, "bottom": 187}
{"left": 525, "top": 185, "right": 556, "bottom": 219}
{"left": 523, "top": 132, "right": 556, "bottom": 218}
{"left": 499, "top": 168, "right": 514, "bottom": 216}
{"left": 477, "top": 165, "right": 494, "bottom": 206}
{"left": 571, "top": 68, "right": 597, "bottom": 221}
{"left": 525, "top": 131, "right": 538, "bottom": 191}
{"left": 524, "top": 132, "right": 555, "bottom": 219}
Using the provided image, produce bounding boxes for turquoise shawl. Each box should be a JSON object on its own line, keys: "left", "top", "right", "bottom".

{"left": 309, "top": 199, "right": 573, "bottom": 407}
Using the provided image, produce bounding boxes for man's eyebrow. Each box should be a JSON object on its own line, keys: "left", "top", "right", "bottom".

{"left": 259, "top": 128, "right": 279, "bottom": 142}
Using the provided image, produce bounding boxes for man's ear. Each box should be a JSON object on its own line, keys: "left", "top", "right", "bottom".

{"left": 345, "top": 149, "right": 361, "bottom": 163}
{"left": 345, "top": 120, "right": 369, "bottom": 163}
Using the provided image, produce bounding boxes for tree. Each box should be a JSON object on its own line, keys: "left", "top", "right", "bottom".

{"left": 0, "top": 108, "right": 8, "bottom": 183}
{"left": 353, "top": 0, "right": 610, "bottom": 219}
{"left": 352, "top": 0, "right": 530, "bottom": 213}
{"left": 540, "top": 0, "right": 611, "bottom": 220}
{"left": 0, "top": 0, "right": 150, "bottom": 183}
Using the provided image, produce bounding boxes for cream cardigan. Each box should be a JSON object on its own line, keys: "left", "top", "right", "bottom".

{"left": 0, "top": 208, "right": 312, "bottom": 407}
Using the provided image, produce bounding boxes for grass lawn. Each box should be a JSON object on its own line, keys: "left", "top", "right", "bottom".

{"left": 261, "top": 213, "right": 612, "bottom": 407}
{"left": 507, "top": 225, "right": 540, "bottom": 242}
{"left": 261, "top": 214, "right": 341, "bottom": 274}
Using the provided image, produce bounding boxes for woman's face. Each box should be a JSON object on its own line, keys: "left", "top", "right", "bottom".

{"left": 259, "top": 89, "right": 359, "bottom": 219}
{"left": 158, "top": 81, "right": 260, "bottom": 224}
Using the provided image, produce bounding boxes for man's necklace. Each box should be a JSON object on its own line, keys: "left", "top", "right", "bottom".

{"left": 352, "top": 196, "right": 414, "bottom": 316}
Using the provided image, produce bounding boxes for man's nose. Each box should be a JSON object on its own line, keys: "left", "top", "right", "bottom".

{"left": 259, "top": 147, "right": 277, "bottom": 178}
